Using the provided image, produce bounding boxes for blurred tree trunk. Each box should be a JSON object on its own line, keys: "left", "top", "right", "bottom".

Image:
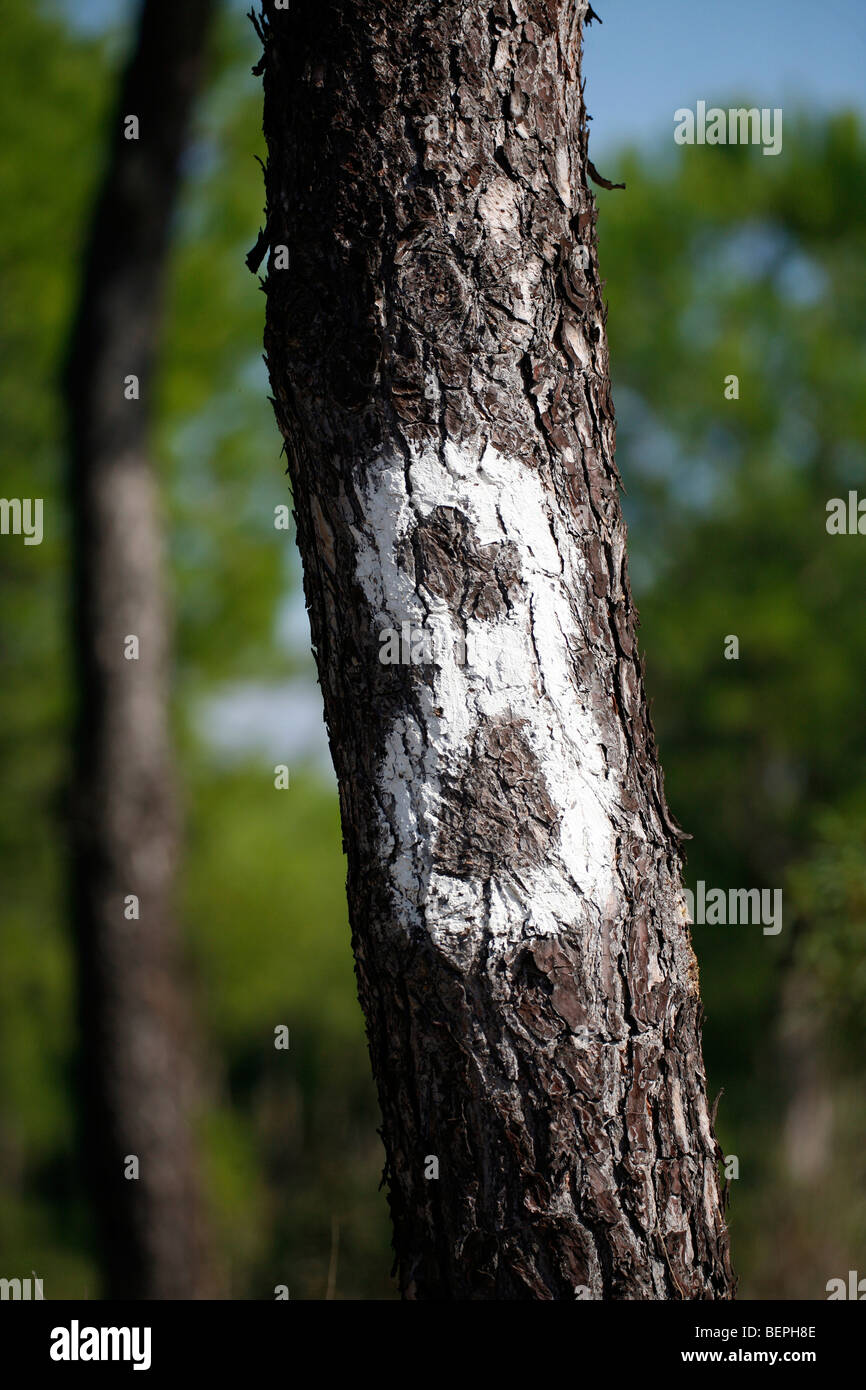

{"left": 779, "top": 970, "right": 833, "bottom": 1185}
{"left": 63, "top": 0, "right": 217, "bottom": 1299}
{"left": 257, "top": 0, "right": 734, "bottom": 1299}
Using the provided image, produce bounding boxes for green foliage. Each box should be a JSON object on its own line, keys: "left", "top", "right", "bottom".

{"left": 790, "top": 802, "right": 866, "bottom": 1058}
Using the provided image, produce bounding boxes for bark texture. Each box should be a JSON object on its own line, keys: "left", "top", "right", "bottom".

{"left": 257, "top": 0, "right": 735, "bottom": 1299}
{"left": 63, "top": 0, "right": 217, "bottom": 1299}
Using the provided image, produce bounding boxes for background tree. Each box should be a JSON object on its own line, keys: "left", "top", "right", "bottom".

{"left": 63, "top": 0, "right": 218, "bottom": 1299}
{"left": 255, "top": 0, "right": 734, "bottom": 1298}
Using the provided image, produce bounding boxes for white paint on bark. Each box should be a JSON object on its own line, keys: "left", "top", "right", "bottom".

{"left": 353, "top": 439, "right": 633, "bottom": 962}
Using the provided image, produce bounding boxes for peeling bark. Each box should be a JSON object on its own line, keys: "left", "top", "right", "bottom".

{"left": 256, "top": 0, "right": 735, "bottom": 1299}
{"left": 63, "top": 0, "right": 217, "bottom": 1299}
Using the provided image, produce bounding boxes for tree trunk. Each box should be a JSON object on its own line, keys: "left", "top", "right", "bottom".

{"left": 257, "top": 0, "right": 735, "bottom": 1299}
{"left": 63, "top": 0, "right": 217, "bottom": 1299}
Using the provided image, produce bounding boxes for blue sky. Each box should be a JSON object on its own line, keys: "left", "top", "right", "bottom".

{"left": 583, "top": 0, "right": 866, "bottom": 156}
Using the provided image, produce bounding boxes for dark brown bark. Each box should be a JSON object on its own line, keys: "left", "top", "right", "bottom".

{"left": 256, "top": 0, "right": 735, "bottom": 1299}
{"left": 63, "top": 0, "right": 217, "bottom": 1299}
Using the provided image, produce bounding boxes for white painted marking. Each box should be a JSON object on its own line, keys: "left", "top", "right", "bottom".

{"left": 353, "top": 440, "right": 629, "bottom": 960}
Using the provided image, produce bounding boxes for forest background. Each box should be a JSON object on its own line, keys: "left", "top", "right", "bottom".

{"left": 2, "top": 0, "right": 865, "bottom": 1298}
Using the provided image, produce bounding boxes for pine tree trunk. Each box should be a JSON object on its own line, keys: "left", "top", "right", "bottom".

{"left": 63, "top": 0, "right": 217, "bottom": 1299}
{"left": 257, "top": 0, "right": 735, "bottom": 1299}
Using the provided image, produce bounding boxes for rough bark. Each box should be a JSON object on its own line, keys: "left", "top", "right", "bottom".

{"left": 63, "top": 0, "right": 217, "bottom": 1299}
{"left": 256, "top": 0, "right": 735, "bottom": 1299}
